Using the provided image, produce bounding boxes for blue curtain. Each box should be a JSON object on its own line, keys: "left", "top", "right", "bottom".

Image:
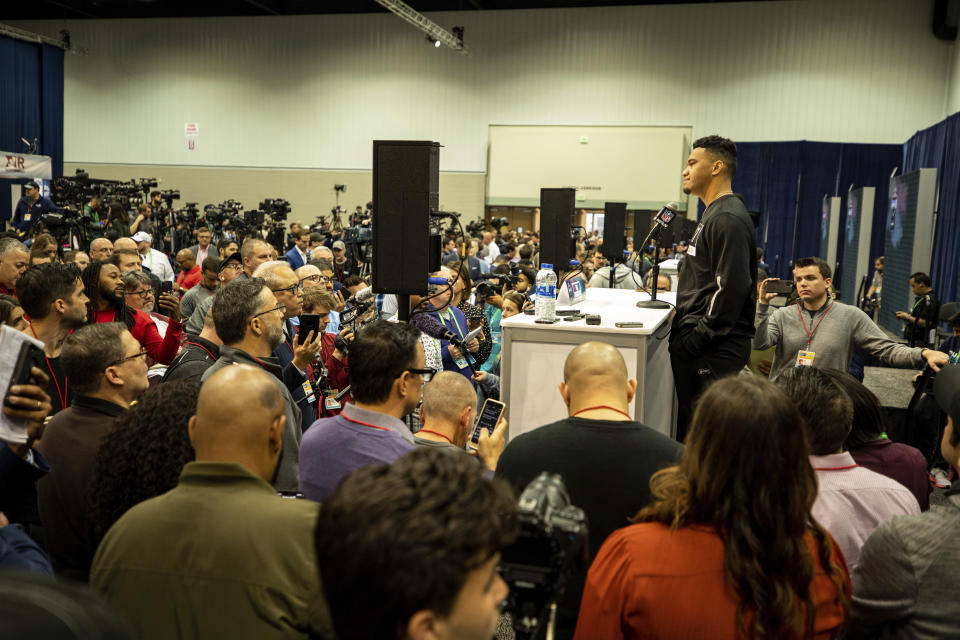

{"left": 732, "top": 141, "right": 899, "bottom": 281}
{"left": 902, "top": 115, "right": 960, "bottom": 304}
{"left": 0, "top": 35, "right": 64, "bottom": 223}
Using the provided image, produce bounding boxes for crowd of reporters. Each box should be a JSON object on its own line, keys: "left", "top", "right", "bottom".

{"left": 0, "top": 188, "right": 959, "bottom": 640}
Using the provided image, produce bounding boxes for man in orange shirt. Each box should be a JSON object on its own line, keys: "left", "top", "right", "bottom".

{"left": 174, "top": 249, "right": 202, "bottom": 293}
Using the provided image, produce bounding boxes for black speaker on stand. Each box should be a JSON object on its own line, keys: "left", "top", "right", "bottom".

{"left": 540, "top": 188, "right": 575, "bottom": 271}
{"left": 601, "top": 202, "right": 627, "bottom": 288}
{"left": 372, "top": 140, "right": 441, "bottom": 321}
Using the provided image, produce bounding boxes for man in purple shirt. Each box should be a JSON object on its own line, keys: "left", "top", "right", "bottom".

{"left": 776, "top": 366, "right": 920, "bottom": 568}
{"left": 299, "top": 320, "right": 436, "bottom": 502}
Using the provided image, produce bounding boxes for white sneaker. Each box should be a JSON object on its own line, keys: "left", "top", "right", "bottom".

{"left": 930, "top": 467, "right": 952, "bottom": 489}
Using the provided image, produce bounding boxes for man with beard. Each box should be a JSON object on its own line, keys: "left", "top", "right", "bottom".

{"left": 202, "top": 278, "right": 302, "bottom": 494}
{"left": 670, "top": 135, "right": 757, "bottom": 441}
{"left": 82, "top": 262, "right": 182, "bottom": 365}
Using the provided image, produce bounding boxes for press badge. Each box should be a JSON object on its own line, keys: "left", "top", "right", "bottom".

{"left": 302, "top": 380, "right": 317, "bottom": 403}
{"left": 687, "top": 244, "right": 696, "bottom": 257}
{"left": 454, "top": 357, "right": 469, "bottom": 370}
{"left": 796, "top": 350, "right": 815, "bottom": 367}
{"left": 324, "top": 395, "right": 341, "bottom": 411}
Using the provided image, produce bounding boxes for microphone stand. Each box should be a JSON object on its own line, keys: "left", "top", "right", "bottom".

{"left": 636, "top": 229, "right": 671, "bottom": 310}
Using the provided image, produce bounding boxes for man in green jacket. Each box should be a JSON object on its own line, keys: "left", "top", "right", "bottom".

{"left": 90, "top": 364, "right": 334, "bottom": 640}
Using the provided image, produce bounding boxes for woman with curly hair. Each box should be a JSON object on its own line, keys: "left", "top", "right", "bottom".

{"left": 90, "top": 379, "right": 200, "bottom": 542}
{"left": 574, "top": 375, "right": 850, "bottom": 639}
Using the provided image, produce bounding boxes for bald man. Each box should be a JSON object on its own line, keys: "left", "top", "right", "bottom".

{"left": 495, "top": 341, "right": 683, "bottom": 639}
{"left": 112, "top": 237, "right": 138, "bottom": 253}
{"left": 414, "top": 371, "right": 507, "bottom": 471}
{"left": 174, "top": 248, "right": 201, "bottom": 292}
{"left": 88, "top": 237, "right": 113, "bottom": 263}
{"left": 91, "top": 365, "right": 335, "bottom": 640}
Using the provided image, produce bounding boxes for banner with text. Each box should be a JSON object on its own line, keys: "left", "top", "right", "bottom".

{"left": 1, "top": 152, "right": 53, "bottom": 180}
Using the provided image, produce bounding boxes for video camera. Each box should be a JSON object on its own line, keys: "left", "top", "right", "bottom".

{"left": 501, "top": 472, "right": 588, "bottom": 640}
{"left": 261, "top": 198, "right": 290, "bottom": 222}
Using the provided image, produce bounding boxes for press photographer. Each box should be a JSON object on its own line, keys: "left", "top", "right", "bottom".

{"left": 13, "top": 181, "right": 56, "bottom": 236}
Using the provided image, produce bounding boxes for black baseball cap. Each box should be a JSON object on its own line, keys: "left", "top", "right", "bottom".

{"left": 24, "top": 181, "right": 39, "bottom": 190}
{"left": 933, "top": 364, "right": 960, "bottom": 427}
{"left": 218, "top": 251, "right": 242, "bottom": 272}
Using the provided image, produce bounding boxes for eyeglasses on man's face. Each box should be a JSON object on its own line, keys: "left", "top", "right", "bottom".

{"left": 125, "top": 288, "right": 154, "bottom": 300}
{"left": 406, "top": 367, "right": 438, "bottom": 383}
{"left": 272, "top": 283, "right": 303, "bottom": 296}
{"left": 250, "top": 303, "right": 286, "bottom": 320}
{"left": 110, "top": 347, "right": 148, "bottom": 366}
{"left": 299, "top": 274, "right": 330, "bottom": 285}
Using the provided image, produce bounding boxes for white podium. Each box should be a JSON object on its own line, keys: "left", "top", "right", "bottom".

{"left": 499, "top": 288, "right": 677, "bottom": 441}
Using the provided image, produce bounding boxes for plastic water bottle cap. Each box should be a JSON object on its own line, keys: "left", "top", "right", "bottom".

{"left": 569, "top": 260, "right": 579, "bottom": 266}
{"left": 542, "top": 263, "right": 553, "bottom": 270}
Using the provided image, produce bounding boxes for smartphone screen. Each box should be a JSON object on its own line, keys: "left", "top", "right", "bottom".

{"left": 299, "top": 314, "right": 321, "bottom": 342}
{"left": 469, "top": 399, "right": 505, "bottom": 447}
{"left": 160, "top": 281, "right": 173, "bottom": 295}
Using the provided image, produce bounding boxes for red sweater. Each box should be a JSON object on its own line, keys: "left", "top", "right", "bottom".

{"left": 176, "top": 265, "right": 202, "bottom": 292}
{"left": 575, "top": 523, "right": 849, "bottom": 640}
{"left": 90, "top": 308, "right": 183, "bottom": 365}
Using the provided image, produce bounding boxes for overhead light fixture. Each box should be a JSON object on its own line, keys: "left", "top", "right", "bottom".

{"left": 376, "top": 0, "right": 469, "bottom": 55}
{"left": 425, "top": 35, "right": 441, "bottom": 48}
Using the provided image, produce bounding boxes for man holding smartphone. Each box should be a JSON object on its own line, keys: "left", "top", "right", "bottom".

{"left": 755, "top": 257, "right": 947, "bottom": 380}
{"left": 413, "top": 372, "right": 506, "bottom": 471}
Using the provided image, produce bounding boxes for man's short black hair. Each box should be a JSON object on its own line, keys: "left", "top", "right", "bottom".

{"left": 211, "top": 277, "right": 268, "bottom": 345}
{"left": 16, "top": 263, "right": 80, "bottom": 320}
{"left": 309, "top": 232, "right": 323, "bottom": 244}
{"left": 216, "top": 238, "right": 235, "bottom": 253}
{"left": 692, "top": 135, "right": 738, "bottom": 176}
{"left": 774, "top": 366, "right": 853, "bottom": 456}
{"left": 201, "top": 256, "right": 221, "bottom": 274}
{"left": 315, "top": 449, "right": 519, "bottom": 640}
{"left": 794, "top": 257, "right": 832, "bottom": 280}
{"left": 348, "top": 320, "right": 422, "bottom": 404}
{"left": 910, "top": 272, "right": 932, "bottom": 287}
{"left": 62, "top": 323, "right": 127, "bottom": 395}
{"left": 949, "top": 311, "right": 960, "bottom": 329}
{"left": 150, "top": 190, "right": 161, "bottom": 198}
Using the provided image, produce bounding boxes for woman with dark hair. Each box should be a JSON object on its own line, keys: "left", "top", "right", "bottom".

{"left": 90, "top": 379, "right": 200, "bottom": 542}
{"left": 824, "top": 369, "right": 930, "bottom": 511}
{"left": 102, "top": 201, "right": 130, "bottom": 242}
{"left": 0, "top": 293, "right": 27, "bottom": 331}
{"left": 575, "top": 375, "right": 850, "bottom": 639}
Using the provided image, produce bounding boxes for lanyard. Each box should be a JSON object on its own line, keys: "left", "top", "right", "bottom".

{"left": 813, "top": 464, "right": 859, "bottom": 471}
{"left": 910, "top": 296, "right": 925, "bottom": 315}
{"left": 185, "top": 341, "right": 216, "bottom": 361}
{"left": 796, "top": 300, "right": 835, "bottom": 346}
{"left": 438, "top": 308, "right": 465, "bottom": 338}
{"left": 341, "top": 412, "right": 390, "bottom": 432}
{"left": 28, "top": 323, "right": 67, "bottom": 410}
{"left": 572, "top": 405, "right": 632, "bottom": 420}
{"left": 417, "top": 429, "right": 454, "bottom": 444}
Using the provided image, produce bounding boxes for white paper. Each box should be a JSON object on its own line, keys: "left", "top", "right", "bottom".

{"left": 0, "top": 325, "right": 45, "bottom": 444}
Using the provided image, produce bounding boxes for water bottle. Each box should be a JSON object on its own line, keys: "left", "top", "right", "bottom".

{"left": 535, "top": 263, "right": 557, "bottom": 322}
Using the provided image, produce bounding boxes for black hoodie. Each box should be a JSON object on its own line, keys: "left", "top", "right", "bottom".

{"left": 673, "top": 193, "right": 757, "bottom": 344}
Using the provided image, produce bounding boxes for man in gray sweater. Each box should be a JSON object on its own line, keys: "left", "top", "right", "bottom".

{"left": 848, "top": 364, "right": 960, "bottom": 639}
{"left": 754, "top": 257, "right": 947, "bottom": 380}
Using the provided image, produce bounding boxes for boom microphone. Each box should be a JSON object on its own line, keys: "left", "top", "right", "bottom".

{"left": 408, "top": 312, "right": 478, "bottom": 375}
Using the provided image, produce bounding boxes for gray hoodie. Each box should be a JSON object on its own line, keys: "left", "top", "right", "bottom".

{"left": 588, "top": 264, "right": 641, "bottom": 290}
{"left": 754, "top": 299, "right": 924, "bottom": 380}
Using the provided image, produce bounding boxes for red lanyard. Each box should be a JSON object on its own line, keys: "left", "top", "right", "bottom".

{"left": 796, "top": 301, "right": 835, "bottom": 346}
{"left": 185, "top": 341, "right": 216, "bottom": 361}
{"left": 417, "top": 429, "right": 454, "bottom": 444}
{"left": 814, "top": 464, "right": 859, "bottom": 471}
{"left": 28, "top": 323, "right": 67, "bottom": 410}
{"left": 251, "top": 355, "right": 273, "bottom": 372}
{"left": 341, "top": 413, "right": 390, "bottom": 432}
{"left": 572, "top": 405, "right": 632, "bottom": 420}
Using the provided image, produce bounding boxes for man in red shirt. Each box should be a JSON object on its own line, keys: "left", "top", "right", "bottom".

{"left": 84, "top": 261, "right": 183, "bottom": 365}
{"left": 174, "top": 249, "right": 202, "bottom": 293}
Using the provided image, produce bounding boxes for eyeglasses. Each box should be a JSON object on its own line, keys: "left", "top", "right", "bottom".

{"left": 406, "top": 367, "right": 438, "bottom": 382}
{"left": 110, "top": 348, "right": 148, "bottom": 366}
{"left": 250, "top": 303, "right": 286, "bottom": 320}
{"left": 220, "top": 263, "right": 243, "bottom": 273}
{"left": 299, "top": 274, "right": 330, "bottom": 285}
{"left": 125, "top": 288, "right": 154, "bottom": 300}
{"left": 272, "top": 283, "right": 303, "bottom": 296}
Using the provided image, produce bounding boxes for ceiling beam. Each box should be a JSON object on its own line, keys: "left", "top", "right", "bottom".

{"left": 374, "top": 0, "right": 468, "bottom": 54}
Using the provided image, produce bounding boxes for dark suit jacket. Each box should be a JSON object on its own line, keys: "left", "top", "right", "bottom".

{"left": 36, "top": 396, "right": 126, "bottom": 582}
{"left": 274, "top": 319, "right": 318, "bottom": 433}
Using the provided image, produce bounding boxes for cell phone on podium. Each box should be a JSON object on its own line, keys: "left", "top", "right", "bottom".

{"left": 468, "top": 399, "right": 505, "bottom": 449}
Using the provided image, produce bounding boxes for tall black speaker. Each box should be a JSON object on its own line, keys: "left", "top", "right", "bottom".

{"left": 602, "top": 202, "right": 627, "bottom": 260}
{"left": 372, "top": 140, "right": 440, "bottom": 295}
{"left": 540, "top": 188, "right": 575, "bottom": 270}
{"left": 633, "top": 210, "right": 652, "bottom": 252}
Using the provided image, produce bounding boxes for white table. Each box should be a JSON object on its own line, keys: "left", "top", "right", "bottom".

{"left": 500, "top": 288, "right": 677, "bottom": 441}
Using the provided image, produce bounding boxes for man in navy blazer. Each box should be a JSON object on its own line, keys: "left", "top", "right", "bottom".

{"left": 284, "top": 229, "right": 310, "bottom": 271}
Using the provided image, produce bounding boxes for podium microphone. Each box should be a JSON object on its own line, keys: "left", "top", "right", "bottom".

{"left": 636, "top": 202, "right": 679, "bottom": 310}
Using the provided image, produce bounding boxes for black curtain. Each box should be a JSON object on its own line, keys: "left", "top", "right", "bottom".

{"left": 0, "top": 36, "right": 64, "bottom": 224}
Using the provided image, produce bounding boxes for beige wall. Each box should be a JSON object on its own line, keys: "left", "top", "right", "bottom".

{"left": 64, "top": 163, "right": 486, "bottom": 226}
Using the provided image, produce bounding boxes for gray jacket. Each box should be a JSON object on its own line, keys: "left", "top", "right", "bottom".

{"left": 753, "top": 299, "right": 923, "bottom": 380}
{"left": 201, "top": 346, "right": 302, "bottom": 493}
{"left": 848, "top": 491, "right": 960, "bottom": 639}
